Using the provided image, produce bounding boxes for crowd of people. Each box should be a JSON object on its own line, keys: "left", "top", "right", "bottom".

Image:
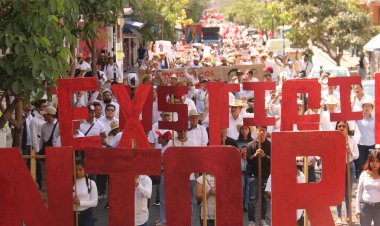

{"left": 18, "top": 9, "right": 380, "bottom": 226}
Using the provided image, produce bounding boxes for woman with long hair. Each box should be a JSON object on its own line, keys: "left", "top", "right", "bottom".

{"left": 335, "top": 121, "right": 359, "bottom": 225}
{"left": 356, "top": 149, "right": 380, "bottom": 226}
{"left": 73, "top": 160, "right": 98, "bottom": 226}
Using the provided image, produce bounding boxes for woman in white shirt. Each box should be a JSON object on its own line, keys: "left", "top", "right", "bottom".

{"left": 73, "top": 160, "right": 98, "bottom": 226}
{"left": 135, "top": 175, "right": 152, "bottom": 226}
{"left": 335, "top": 121, "right": 359, "bottom": 225}
{"left": 356, "top": 150, "right": 380, "bottom": 226}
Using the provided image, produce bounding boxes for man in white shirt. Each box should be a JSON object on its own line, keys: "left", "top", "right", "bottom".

{"left": 40, "top": 106, "right": 60, "bottom": 149}
{"left": 103, "top": 54, "right": 123, "bottom": 84}
{"left": 148, "top": 112, "right": 171, "bottom": 149}
{"left": 187, "top": 109, "right": 208, "bottom": 146}
{"left": 99, "top": 104, "right": 117, "bottom": 134}
{"left": 29, "top": 99, "right": 49, "bottom": 189}
{"left": 79, "top": 104, "right": 107, "bottom": 146}
{"left": 135, "top": 175, "right": 152, "bottom": 226}
{"left": 100, "top": 90, "right": 120, "bottom": 119}
{"left": 227, "top": 99, "right": 244, "bottom": 140}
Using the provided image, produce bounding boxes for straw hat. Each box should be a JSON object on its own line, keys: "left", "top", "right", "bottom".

{"left": 108, "top": 120, "right": 119, "bottom": 136}
{"left": 229, "top": 99, "right": 244, "bottom": 107}
{"left": 40, "top": 106, "right": 57, "bottom": 116}
{"left": 324, "top": 95, "right": 338, "bottom": 105}
{"left": 362, "top": 99, "right": 374, "bottom": 108}
{"left": 189, "top": 109, "right": 200, "bottom": 117}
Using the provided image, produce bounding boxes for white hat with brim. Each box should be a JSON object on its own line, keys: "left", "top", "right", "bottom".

{"left": 229, "top": 99, "right": 244, "bottom": 107}
{"left": 362, "top": 99, "right": 374, "bottom": 107}
{"left": 189, "top": 109, "right": 200, "bottom": 117}
{"left": 324, "top": 95, "right": 339, "bottom": 105}
{"left": 108, "top": 120, "right": 119, "bottom": 136}
{"left": 375, "top": 144, "right": 380, "bottom": 149}
{"left": 41, "top": 106, "right": 57, "bottom": 115}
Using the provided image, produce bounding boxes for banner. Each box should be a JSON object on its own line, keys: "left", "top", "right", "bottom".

{"left": 139, "top": 64, "right": 265, "bottom": 83}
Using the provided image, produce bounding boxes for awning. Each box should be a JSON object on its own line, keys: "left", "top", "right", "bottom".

{"left": 123, "top": 20, "right": 144, "bottom": 31}
{"left": 364, "top": 34, "right": 380, "bottom": 51}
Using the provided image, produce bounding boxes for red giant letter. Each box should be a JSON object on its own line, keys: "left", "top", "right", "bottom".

{"left": 328, "top": 76, "right": 362, "bottom": 121}
{"left": 272, "top": 131, "right": 346, "bottom": 226}
{"left": 111, "top": 84, "right": 153, "bottom": 148}
{"left": 0, "top": 147, "right": 73, "bottom": 226}
{"left": 281, "top": 79, "right": 321, "bottom": 131}
{"left": 85, "top": 148, "right": 161, "bottom": 226}
{"left": 164, "top": 146, "right": 242, "bottom": 225}
{"left": 58, "top": 77, "right": 101, "bottom": 148}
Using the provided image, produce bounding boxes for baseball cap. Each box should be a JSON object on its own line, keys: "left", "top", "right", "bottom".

{"left": 263, "top": 65, "right": 273, "bottom": 73}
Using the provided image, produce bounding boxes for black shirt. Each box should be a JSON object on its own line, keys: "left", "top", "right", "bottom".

{"left": 246, "top": 139, "right": 271, "bottom": 179}
{"left": 222, "top": 136, "right": 239, "bottom": 149}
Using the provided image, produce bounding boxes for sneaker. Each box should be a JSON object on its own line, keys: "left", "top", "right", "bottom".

{"left": 248, "top": 221, "right": 255, "bottom": 226}
{"left": 261, "top": 220, "right": 269, "bottom": 226}
{"left": 155, "top": 223, "right": 166, "bottom": 226}
{"left": 153, "top": 201, "right": 160, "bottom": 206}
{"left": 104, "top": 202, "right": 109, "bottom": 209}
{"left": 335, "top": 218, "right": 343, "bottom": 226}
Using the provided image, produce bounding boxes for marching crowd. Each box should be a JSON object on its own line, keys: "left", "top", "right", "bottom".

{"left": 18, "top": 9, "right": 380, "bottom": 226}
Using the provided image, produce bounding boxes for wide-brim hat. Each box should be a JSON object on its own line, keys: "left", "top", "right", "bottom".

{"left": 229, "top": 99, "right": 244, "bottom": 107}
{"left": 324, "top": 95, "right": 338, "bottom": 105}
{"left": 108, "top": 120, "right": 119, "bottom": 136}
{"left": 362, "top": 99, "right": 374, "bottom": 107}
{"left": 189, "top": 109, "right": 200, "bottom": 117}
{"left": 41, "top": 106, "right": 57, "bottom": 115}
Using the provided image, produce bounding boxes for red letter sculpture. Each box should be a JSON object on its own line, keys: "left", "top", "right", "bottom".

{"left": 164, "top": 146, "right": 243, "bottom": 225}
{"left": 272, "top": 131, "right": 346, "bottom": 226}
{"left": 0, "top": 147, "right": 73, "bottom": 226}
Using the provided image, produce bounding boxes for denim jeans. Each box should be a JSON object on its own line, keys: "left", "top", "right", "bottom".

{"left": 242, "top": 174, "right": 249, "bottom": 209}
{"left": 159, "top": 174, "right": 166, "bottom": 224}
{"left": 336, "top": 161, "right": 355, "bottom": 218}
{"left": 248, "top": 176, "right": 268, "bottom": 223}
{"left": 356, "top": 145, "right": 375, "bottom": 178}
{"left": 74, "top": 208, "right": 96, "bottom": 226}
{"left": 359, "top": 203, "right": 380, "bottom": 226}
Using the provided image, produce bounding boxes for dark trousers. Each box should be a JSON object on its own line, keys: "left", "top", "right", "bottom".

{"left": 22, "top": 145, "right": 31, "bottom": 169}
{"left": 360, "top": 203, "right": 380, "bottom": 226}
{"left": 199, "top": 219, "right": 215, "bottom": 226}
{"left": 36, "top": 160, "right": 42, "bottom": 189}
{"left": 248, "top": 176, "right": 268, "bottom": 222}
{"left": 308, "top": 165, "right": 316, "bottom": 182}
{"left": 356, "top": 145, "right": 375, "bottom": 178}
{"left": 96, "top": 175, "right": 108, "bottom": 196}
{"left": 74, "top": 208, "right": 96, "bottom": 226}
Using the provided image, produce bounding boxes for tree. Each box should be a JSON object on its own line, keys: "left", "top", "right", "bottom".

{"left": 0, "top": 0, "right": 76, "bottom": 147}
{"left": 283, "top": 0, "right": 373, "bottom": 65}
{"left": 76, "top": 0, "right": 124, "bottom": 76}
{"left": 130, "top": 0, "right": 206, "bottom": 41}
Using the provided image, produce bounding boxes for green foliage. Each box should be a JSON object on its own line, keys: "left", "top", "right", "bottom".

{"left": 0, "top": 0, "right": 76, "bottom": 101}
{"left": 130, "top": 0, "right": 207, "bottom": 41}
{"left": 283, "top": 0, "right": 372, "bottom": 64}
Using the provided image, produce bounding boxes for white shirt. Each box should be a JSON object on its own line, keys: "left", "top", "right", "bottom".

{"left": 135, "top": 175, "right": 152, "bottom": 225}
{"left": 147, "top": 122, "right": 169, "bottom": 149}
{"left": 347, "top": 136, "right": 359, "bottom": 162}
{"left": 99, "top": 117, "right": 115, "bottom": 135}
{"left": 29, "top": 111, "right": 46, "bottom": 153}
{"left": 73, "top": 177, "right": 98, "bottom": 211}
{"left": 79, "top": 120, "right": 105, "bottom": 137}
{"left": 24, "top": 112, "right": 34, "bottom": 145}
{"left": 40, "top": 119, "right": 60, "bottom": 148}
{"left": 103, "top": 63, "right": 123, "bottom": 83}
{"left": 188, "top": 124, "right": 208, "bottom": 146}
{"left": 108, "top": 132, "right": 123, "bottom": 148}
{"left": 356, "top": 171, "right": 380, "bottom": 214}
{"left": 227, "top": 113, "right": 243, "bottom": 140}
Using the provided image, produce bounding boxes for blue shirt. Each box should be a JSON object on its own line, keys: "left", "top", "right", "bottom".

{"left": 356, "top": 116, "right": 375, "bottom": 145}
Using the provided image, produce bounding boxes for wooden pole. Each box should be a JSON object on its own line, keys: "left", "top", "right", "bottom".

{"left": 346, "top": 143, "right": 352, "bottom": 226}
{"left": 73, "top": 150, "right": 79, "bottom": 226}
{"left": 202, "top": 174, "right": 207, "bottom": 226}
{"left": 30, "top": 147, "right": 36, "bottom": 182}
{"left": 257, "top": 132, "right": 262, "bottom": 226}
{"left": 303, "top": 157, "right": 309, "bottom": 226}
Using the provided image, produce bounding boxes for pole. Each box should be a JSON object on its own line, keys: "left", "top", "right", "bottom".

{"left": 346, "top": 140, "right": 352, "bottom": 226}
{"left": 202, "top": 174, "right": 207, "bottom": 226}
{"left": 257, "top": 132, "right": 262, "bottom": 226}
{"left": 303, "top": 157, "right": 309, "bottom": 226}
{"left": 73, "top": 150, "right": 79, "bottom": 226}
{"left": 30, "top": 147, "right": 37, "bottom": 182}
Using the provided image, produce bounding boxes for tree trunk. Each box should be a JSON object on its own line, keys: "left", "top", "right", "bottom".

{"left": 70, "top": 44, "right": 76, "bottom": 78}
{"left": 91, "top": 35, "right": 97, "bottom": 77}
{"left": 12, "top": 99, "right": 23, "bottom": 148}
{"left": 334, "top": 48, "right": 344, "bottom": 67}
